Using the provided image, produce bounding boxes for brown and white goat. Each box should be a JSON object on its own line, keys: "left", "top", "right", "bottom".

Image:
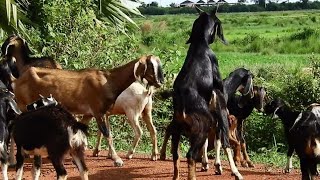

{"left": 1, "top": 34, "right": 62, "bottom": 75}
{"left": 82, "top": 82, "right": 158, "bottom": 161}
{"left": 12, "top": 55, "right": 164, "bottom": 167}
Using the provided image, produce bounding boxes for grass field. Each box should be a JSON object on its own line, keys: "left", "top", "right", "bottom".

{"left": 92, "top": 10, "right": 320, "bottom": 168}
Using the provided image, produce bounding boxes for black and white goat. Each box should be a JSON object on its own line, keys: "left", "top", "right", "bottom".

{"left": 265, "top": 98, "right": 320, "bottom": 180}
{"left": 26, "top": 94, "right": 58, "bottom": 111}
{"left": 0, "top": 85, "right": 21, "bottom": 180}
{"left": 12, "top": 104, "right": 89, "bottom": 180}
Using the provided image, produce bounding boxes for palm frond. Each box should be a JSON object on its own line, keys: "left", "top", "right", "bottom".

{"left": 98, "top": 0, "right": 143, "bottom": 29}
{"left": 0, "top": 0, "right": 30, "bottom": 39}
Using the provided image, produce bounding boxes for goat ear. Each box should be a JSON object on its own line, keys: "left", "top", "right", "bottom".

{"left": 134, "top": 56, "right": 147, "bottom": 82}
{"left": 39, "top": 94, "right": 44, "bottom": 98}
{"left": 22, "top": 38, "right": 33, "bottom": 55}
{"left": 213, "top": 20, "right": 227, "bottom": 45}
{"left": 5, "top": 44, "right": 12, "bottom": 56}
{"left": 7, "top": 98, "right": 22, "bottom": 115}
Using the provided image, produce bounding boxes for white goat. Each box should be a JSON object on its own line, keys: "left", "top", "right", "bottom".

{"left": 81, "top": 82, "right": 158, "bottom": 161}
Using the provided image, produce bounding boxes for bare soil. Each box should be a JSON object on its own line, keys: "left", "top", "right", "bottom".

{"left": 4, "top": 150, "right": 313, "bottom": 180}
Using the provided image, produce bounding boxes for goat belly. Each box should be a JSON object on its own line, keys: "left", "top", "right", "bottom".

{"left": 23, "top": 146, "right": 49, "bottom": 157}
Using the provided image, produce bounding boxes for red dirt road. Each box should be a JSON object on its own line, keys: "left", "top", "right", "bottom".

{"left": 4, "top": 150, "right": 310, "bottom": 180}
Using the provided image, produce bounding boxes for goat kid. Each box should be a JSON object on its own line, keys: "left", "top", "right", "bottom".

{"left": 207, "top": 86, "right": 266, "bottom": 168}
{"left": 13, "top": 55, "right": 164, "bottom": 167}
{"left": 12, "top": 104, "right": 89, "bottom": 180}
{"left": 265, "top": 98, "right": 320, "bottom": 180}
{"left": 0, "top": 86, "right": 21, "bottom": 180}
{"left": 83, "top": 82, "right": 158, "bottom": 161}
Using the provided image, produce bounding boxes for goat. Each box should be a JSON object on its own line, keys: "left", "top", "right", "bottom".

{"left": 159, "top": 68, "right": 254, "bottom": 173}
{"left": 204, "top": 86, "right": 266, "bottom": 168}
{"left": 12, "top": 55, "right": 164, "bottom": 167}
{"left": 169, "top": 6, "right": 243, "bottom": 179}
{"left": 265, "top": 98, "right": 320, "bottom": 180}
{"left": 1, "top": 34, "right": 62, "bottom": 75}
{"left": 84, "top": 82, "right": 158, "bottom": 161}
{"left": 26, "top": 94, "right": 58, "bottom": 111}
{"left": 11, "top": 104, "right": 89, "bottom": 180}
{"left": 0, "top": 85, "right": 21, "bottom": 180}
{"left": 0, "top": 60, "right": 16, "bottom": 92}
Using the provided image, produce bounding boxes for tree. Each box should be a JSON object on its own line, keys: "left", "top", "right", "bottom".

{"left": 170, "top": 2, "right": 178, "bottom": 7}
{"left": 0, "top": 0, "right": 142, "bottom": 37}
{"left": 238, "top": 0, "right": 247, "bottom": 3}
{"left": 149, "top": 1, "right": 159, "bottom": 7}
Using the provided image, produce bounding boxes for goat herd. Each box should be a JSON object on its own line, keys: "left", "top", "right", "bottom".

{"left": 0, "top": 6, "right": 319, "bottom": 180}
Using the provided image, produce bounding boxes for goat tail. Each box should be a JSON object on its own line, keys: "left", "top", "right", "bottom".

{"left": 68, "top": 122, "right": 89, "bottom": 149}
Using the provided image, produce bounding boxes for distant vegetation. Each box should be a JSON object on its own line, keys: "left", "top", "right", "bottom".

{"left": 139, "top": 1, "right": 320, "bottom": 15}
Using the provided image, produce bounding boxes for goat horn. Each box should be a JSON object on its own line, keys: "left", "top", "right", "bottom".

{"left": 39, "top": 94, "right": 44, "bottom": 98}
{"left": 195, "top": 5, "right": 203, "bottom": 14}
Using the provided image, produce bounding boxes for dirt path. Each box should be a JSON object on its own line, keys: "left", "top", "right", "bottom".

{"left": 5, "top": 150, "right": 309, "bottom": 180}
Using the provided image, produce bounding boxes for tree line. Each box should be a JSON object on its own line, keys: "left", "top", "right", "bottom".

{"left": 139, "top": 1, "right": 320, "bottom": 15}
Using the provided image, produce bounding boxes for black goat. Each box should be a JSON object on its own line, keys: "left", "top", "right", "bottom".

{"left": 160, "top": 68, "right": 254, "bottom": 173}
{"left": 265, "top": 98, "right": 320, "bottom": 180}
{"left": 12, "top": 104, "right": 89, "bottom": 180}
{"left": 169, "top": 7, "right": 243, "bottom": 180}
{"left": 0, "top": 60, "right": 16, "bottom": 92}
{"left": 0, "top": 86, "right": 21, "bottom": 180}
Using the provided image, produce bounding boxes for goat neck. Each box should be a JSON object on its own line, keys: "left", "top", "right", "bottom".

{"left": 274, "top": 105, "right": 300, "bottom": 133}
{"left": 108, "top": 59, "right": 142, "bottom": 97}
{"left": 223, "top": 77, "right": 242, "bottom": 102}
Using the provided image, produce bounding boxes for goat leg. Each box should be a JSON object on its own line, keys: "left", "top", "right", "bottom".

{"left": 160, "top": 122, "right": 173, "bottom": 160}
{"left": 32, "top": 155, "right": 42, "bottom": 180}
{"left": 0, "top": 143, "right": 8, "bottom": 180}
{"left": 241, "top": 142, "right": 254, "bottom": 167}
{"left": 284, "top": 145, "right": 294, "bottom": 173}
{"left": 142, "top": 109, "right": 158, "bottom": 161}
{"left": 15, "top": 145, "right": 24, "bottom": 180}
{"left": 201, "top": 138, "right": 209, "bottom": 171}
{"left": 171, "top": 130, "right": 181, "bottom": 180}
{"left": 93, "top": 130, "right": 103, "bottom": 157}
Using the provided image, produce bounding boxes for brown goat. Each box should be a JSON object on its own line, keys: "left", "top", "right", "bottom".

{"left": 200, "top": 114, "right": 242, "bottom": 171}
{"left": 12, "top": 55, "right": 164, "bottom": 167}
{"left": 1, "top": 35, "right": 62, "bottom": 75}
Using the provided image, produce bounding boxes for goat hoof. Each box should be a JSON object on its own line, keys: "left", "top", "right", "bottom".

{"left": 247, "top": 161, "right": 254, "bottom": 168}
{"left": 92, "top": 149, "right": 100, "bottom": 157}
{"left": 233, "top": 172, "right": 244, "bottom": 180}
{"left": 8, "top": 163, "right": 16, "bottom": 168}
{"left": 151, "top": 154, "right": 158, "bottom": 161}
{"left": 159, "top": 153, "right": 166, "bottom": 161}
{"left": 214, "top": 163, "right": 222, "bottom": 175}
{"left": 114, "top": 159, "right": 124, "bottom": 167}
{"left": 241, "top": 161, "right": 248, "bottom": 168}
{"left": 201, "top": 163, "right": 209, "bottom": 172}
{"left": 126, "top": 154, "right": 133, "bottom": 159}
{"left": 284, "top": 168, "right": 292, "bottom": 173}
